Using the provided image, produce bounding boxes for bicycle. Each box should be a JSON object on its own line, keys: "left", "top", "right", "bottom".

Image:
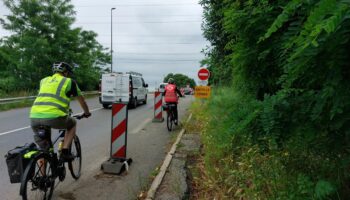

{"left": 165, "top": 103, "right": 177, "bottom": 132}
{"left": 19, "top": 112, "right": 87, "bottom": 200}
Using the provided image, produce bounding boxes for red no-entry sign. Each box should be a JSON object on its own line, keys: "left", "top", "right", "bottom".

{"left": 198, "top": 68, "right": 210, "bottom": 81}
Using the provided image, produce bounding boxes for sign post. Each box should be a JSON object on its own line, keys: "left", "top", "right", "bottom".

{"left": 198, "top": 80, "right": 208, "bottom": 86}
{"left": 195, "top": 68, "right": 211, "bottom": 99}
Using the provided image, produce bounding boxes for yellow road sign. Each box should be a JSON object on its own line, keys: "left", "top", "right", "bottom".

{"left": 194, "top": 86, "right": 211, "bottom": 99}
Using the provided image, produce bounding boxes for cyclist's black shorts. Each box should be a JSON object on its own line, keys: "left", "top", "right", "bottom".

{"left": 30, "top": 116, "right": 76, "bottom": 150}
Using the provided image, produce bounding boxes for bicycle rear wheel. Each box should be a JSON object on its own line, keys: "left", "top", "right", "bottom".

{"left": 68, "top": 135, "right": 81, "bottom": 179}
{"left": 166, "top": 111, "right": 173, "bottom": 131}
{"left": 20, "top": 153, "right": 55, "bottom": 200}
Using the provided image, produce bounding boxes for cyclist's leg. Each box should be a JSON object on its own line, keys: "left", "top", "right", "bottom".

{"left": 61, "top": 116, "right": 76, "bottom": 149}
{"left": 49, "top": 116, "right": 77, "bottom": 161}
{"left": 31, "top": 119, "right": 52, "bottom": 175}
{"left": 174, "top": 103, "right": 179, "bottom": 124}
{"left": 31, "top": 126, "right": 52, "bottom": 150}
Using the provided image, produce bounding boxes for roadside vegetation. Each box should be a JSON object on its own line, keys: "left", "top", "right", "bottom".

{"left": 0, "top": 99, "right": 34, "bottom": 112}
{"left": 0, "top": 90, "right": 36, "bottom": 98}
{"left": 163, "top": 73, "right": 196, "bottom": 88}
{"left": 0, "top": 93, "right": 97, "bottom": 112}
{"left": 192, "top": 0, "right": 350, "bottom": 199}
{"left": 0, "top": 0, "right": 110, "bottom": 96}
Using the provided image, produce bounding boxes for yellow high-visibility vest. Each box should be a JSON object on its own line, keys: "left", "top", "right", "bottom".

{"left": 30, "top": 73, "right": 71, "bottom": 118}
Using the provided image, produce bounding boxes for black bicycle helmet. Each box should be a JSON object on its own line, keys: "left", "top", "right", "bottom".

{"left": 168, "top": 78, "right": 174, "bottom": 84}
{"left": 52, "top": 62, "right": 73, "bottom": 74}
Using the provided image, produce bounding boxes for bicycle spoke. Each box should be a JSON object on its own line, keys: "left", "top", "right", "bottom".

{"left": 21, "top": 154, "right": 55, "bottom": 200}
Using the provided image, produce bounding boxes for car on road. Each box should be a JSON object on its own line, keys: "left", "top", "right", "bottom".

{"left": 183, "top": 87, "right": 193, "bottom": 95}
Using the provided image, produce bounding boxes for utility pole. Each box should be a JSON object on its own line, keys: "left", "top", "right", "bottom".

{"left": 110, "top": 7, "right": 116, "bottom": 73}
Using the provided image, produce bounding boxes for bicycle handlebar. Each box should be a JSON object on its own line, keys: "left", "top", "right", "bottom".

{"left": 73, "top": 113, "right": 90, "bottom": 120}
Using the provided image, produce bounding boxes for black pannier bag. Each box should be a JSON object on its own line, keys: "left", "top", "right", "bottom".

{"left": 5, "top": 143, "right": 37, "bottom": 183}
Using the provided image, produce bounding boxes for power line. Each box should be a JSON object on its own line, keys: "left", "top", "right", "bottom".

{"left": 114, "top": 60, "right": 200, "bottom": 63}
{"left": 101, "top": 42, "right": 207, "bottom": 45}
{"left": 115, "top": 56, "right": 203, "bottom": 59}
{"left": 75, "top": 3, "right": 200, "bottom": 7}
{"left": 74, "top": 20, "right": 202, "bottom": 24}
{"left": 75, "top": 14, "right": 202, "bottom": 18}
{"left": 115, "top": 52, "right": 202, "bottom": 55}
{"left": 96, "top": 36, "right": 206, "bottom": 41}
{"left": 72, "top": 0, "right": 198, "bottom": 2}
{"left": 116, "top": 58, "right": 200, "bottom": 60}
{"left": 97, "top": 34, "right": 203, "bottom": 37}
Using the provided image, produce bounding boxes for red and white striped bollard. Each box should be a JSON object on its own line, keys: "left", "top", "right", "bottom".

{"left": 152, "top": 91, "right": 164, "bottom": 122}
{"left": 101, "top": 103, "right": 132, "bottom": 175}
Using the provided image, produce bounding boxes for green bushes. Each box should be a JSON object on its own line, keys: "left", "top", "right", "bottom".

{"left": 0, "top": 0, "right": 110, "bottom": 94}
{"left": 198, "top": 1, "right": 350, "bottom": 198}
{"left": 194, "top": 87, "right": 347, "bottom": 199}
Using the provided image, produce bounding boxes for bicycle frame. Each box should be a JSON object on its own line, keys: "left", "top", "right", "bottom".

{"left": 165, "top": 104, "right": 177, "bottom": 131}
{"left": 20, "top": 112, "right": 84, "bottom": 199}
{"left": 31, "top": 129, "right": 66, "bottom": 176}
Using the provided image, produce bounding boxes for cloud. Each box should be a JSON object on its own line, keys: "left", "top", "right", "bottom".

{"left": 0, "top": 0, "right": 209, "bottom": 89}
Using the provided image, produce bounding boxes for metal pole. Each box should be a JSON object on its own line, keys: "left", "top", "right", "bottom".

{"left": 111, "top": 8, "right": 115, "bottom": 73}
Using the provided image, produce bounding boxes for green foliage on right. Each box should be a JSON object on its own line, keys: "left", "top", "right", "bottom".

{"left": 163, "top": 73, "right": 196, "bottom": 88}
{"left": 198, "top": 0, "right": 350, "bottom": 199}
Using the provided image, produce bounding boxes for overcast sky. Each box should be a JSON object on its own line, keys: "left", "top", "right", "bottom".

{"left": 0, "top": 0, "right": 208, "bottom": 89}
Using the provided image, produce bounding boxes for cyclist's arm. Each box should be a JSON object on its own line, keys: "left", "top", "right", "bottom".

{"left": 67, "top": 80, "right": 91, "bottom": 116}
{"left": 77, "top": 96, "right": 90, "bottom": 116}
{"left": 175, "top": 87, "right": 183, "bottom": 97}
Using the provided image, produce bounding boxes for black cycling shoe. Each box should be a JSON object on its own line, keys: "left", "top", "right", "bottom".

{"left": 60, "top": 153, "right": 75, "bottom": 162}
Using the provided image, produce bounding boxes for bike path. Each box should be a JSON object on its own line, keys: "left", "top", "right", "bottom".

{"left": 53, "top": 96, "right": 193, "bottom": 200}
{"left": 0, "top": 95, "right": 156, "bottom": 200}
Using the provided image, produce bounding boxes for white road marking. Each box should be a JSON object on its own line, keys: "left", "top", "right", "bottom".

{"left": 130, "top": 118, "right": 152, "bottom": 134}
{"left": 0, "top": 126, "right": 31, "bottom": 136}
{"left": 0, "top": 107, "right": 103, "bottom": 136}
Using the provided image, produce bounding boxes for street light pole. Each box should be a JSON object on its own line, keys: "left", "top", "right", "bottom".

{"left": 111, "top": 7, "right": 116, "bottom": 73}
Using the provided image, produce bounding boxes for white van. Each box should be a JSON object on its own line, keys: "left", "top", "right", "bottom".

{"left": 100, "top": 72, "right": 148, "bottom": 109}
{"left": 159, "top": 83, "right": 167, "bottom": 93}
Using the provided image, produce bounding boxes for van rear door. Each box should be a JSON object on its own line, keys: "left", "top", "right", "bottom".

{"left": 101, "top": 74, "right": 118, "bottom": 103}
{"left": 115, "top": 74, "right": 129, "bottom": 103}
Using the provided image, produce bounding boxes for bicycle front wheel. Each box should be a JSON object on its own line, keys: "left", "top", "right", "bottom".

{"left": 20, "top": 153, "right": 55, "bottom": 200}
{"left": 68, "top": 135, "right": 82, "bottom": 179}
{"left": 167, "top": 111, "right": 173, "bottom": 132}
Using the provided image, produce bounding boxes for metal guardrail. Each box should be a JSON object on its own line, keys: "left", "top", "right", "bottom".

{"left": 0, "top": 91, "right": 99, "bottom": 104}
{"left": 81, "top": 91, "right": 99, "bottom": 95}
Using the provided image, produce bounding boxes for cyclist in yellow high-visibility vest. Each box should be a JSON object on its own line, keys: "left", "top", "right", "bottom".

{"left": 30, "top": 62, "right": 91, "bottom": 161}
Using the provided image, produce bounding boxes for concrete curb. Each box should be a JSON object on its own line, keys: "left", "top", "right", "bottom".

{"left": 145, "top": 113, "right": 193, "bottom": 200}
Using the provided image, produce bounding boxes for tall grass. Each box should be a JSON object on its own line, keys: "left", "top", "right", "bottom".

{"left": 190, "top": 87, "right": 342, "bottom": 199}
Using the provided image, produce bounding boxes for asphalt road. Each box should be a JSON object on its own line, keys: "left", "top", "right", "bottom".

{"left": 0, "top": 95, "right": 193, "bottom": 200}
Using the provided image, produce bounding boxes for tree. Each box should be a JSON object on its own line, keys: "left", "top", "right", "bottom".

{"left": 0, "top": 0, "right": 110, "bottom": 93}
{"left": 200, "top": 0, "right": 233, "bottom": 86}
{"left": 0, "top": 41, "right": 17, "bottom": 95}
{"left": 163, "top": 73, "right": 196, "bottom": 88}
{"left": 200, "top": 0, "right": 350, "bottom": 198}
